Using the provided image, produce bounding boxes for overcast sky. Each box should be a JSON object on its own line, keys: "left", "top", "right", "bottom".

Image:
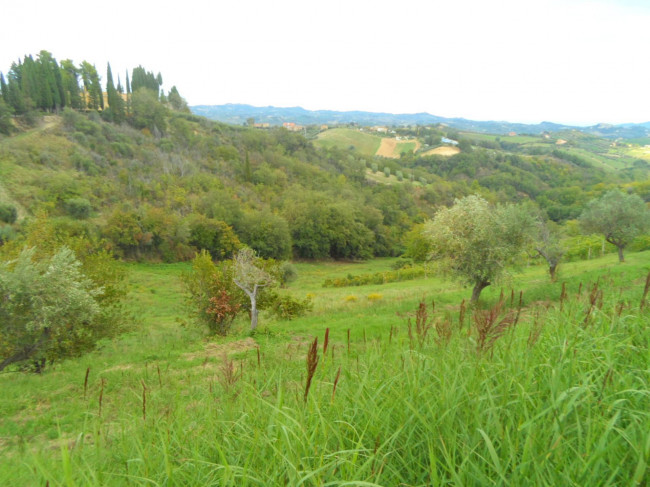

{"left": 2, "top": 0, "right": 649, "bottom": 125}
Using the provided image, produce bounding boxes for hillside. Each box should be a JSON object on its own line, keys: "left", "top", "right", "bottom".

{"left": 192, "top": 103, "right": 650, "bottom": 139}
{"left": 2, "top": 107, "right": 649, "bottom": 262}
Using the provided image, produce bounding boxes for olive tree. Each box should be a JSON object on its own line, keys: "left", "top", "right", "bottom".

{"left": 0, "top": 247, "right": 102, "bottom": 372}
{"left": 424, "top": 195, "right": 534, "bottom": 303}
{"left": 580, "top": 189, "right": 650, "bottom": 262}
{"left": 527, "top": 207, "right": 565, "bottom": 282}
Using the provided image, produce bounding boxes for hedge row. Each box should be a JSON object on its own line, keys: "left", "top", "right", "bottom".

{"left": 323, "top": 266, "right": 426, "bottom": 288}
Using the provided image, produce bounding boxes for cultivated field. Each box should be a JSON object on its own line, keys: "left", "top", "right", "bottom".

{"left": 315, "top": 129, "right": 420, "bottom": 158}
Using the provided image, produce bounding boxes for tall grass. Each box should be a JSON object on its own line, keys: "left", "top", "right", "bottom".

{"left": 1, "top": 255, "right": 649, "bottom": 485}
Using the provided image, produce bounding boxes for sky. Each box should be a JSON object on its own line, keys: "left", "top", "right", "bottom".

{"left": 1, "top": 0, "right": 649, "bottom": 126}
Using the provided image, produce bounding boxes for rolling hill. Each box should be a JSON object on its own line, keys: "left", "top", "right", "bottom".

{"left": 192, "top": 103, "right": 650, "bottom": 139}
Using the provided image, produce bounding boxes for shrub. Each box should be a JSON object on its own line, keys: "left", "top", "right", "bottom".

{"left": 270, "top": 294, "right": 312, "bottom": 320}
{"left": 0, "top": 204, "right": 17, "bottom": 224}
{"left": 181, "top": 250, "right": 246, "bottom": 335}
{"left": 323, "top": 266, "right": 426, "bottom": 288}
{"left": 0, "top": 225, "right": 16, "bottom": 244}
{"left": 64, "top": 198, "right": 92, "bottom": 220}
{"left": 278, "top": 261, "right": 298, "bottom": 286}
{"left": 0, "top": 247, "right": 119, "bottom": 372}
{"left": 367, "top": 293, "right": 383, "bottom": 301}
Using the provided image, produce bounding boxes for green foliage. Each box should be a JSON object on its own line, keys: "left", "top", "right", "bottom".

{"left": 0, "top": 203, "right": 17, "bottom": 224}
{"left": 181, "top": 250, "right": 245, "bottom": 335}
{"left": 131, "top": 88, "right": 168, "bottom": 134}
{"left": 0, "top": 224, "right": 16, "bottom": 244}
{"left": 64, "top": 197, "right": 92, "bottom": 219}
{"left": 425, "top": 195, "right": 535, "bottom": 301}
{"left": 236, "top": 211, "right": 292, "bottom": 260}
{"left": 580, "top": 189, "right": 650, "bottom": 261}
{"left": 0, "top": 247, "right": 102, "bottom": 371}
{"left": 269, "top": 293, "right": 312, "bottom": 320}
{"left": 402, "top": 223, "right": 431, "bottom": 263}
{"left": 188, "top": 215, "right": 240, "bottom": 259}
{"left": 278, "top": 261, "right": 298, "bottom": 286}
{"left": 0, "top": 98, "right": 14, "bottom": 135}
{"left": 323, "top": 265, "right": 425, "bottom": 288}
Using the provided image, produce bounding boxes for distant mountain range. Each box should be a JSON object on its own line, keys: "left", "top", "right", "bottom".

{"left": 191, "top": 104, "right": 650, "bottom": 139}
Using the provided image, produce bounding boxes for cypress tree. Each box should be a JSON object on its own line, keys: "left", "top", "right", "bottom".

{"left": 106, "top": 63, "right": 125, "bottom": 122}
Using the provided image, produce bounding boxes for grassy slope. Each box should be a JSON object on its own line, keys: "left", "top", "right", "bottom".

{"left": 314, "top": 128, "right": 381, "bottom": 157}
{"left": 1, "top": 252, "right": 649, "bottom": 485}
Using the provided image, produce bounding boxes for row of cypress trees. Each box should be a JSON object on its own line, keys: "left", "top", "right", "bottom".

{"left": 0, "top": 50, "right": 169, "bottom": 122}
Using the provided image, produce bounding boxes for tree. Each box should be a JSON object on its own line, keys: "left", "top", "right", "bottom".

{"left": 0, "top": 99, "right": 14, "bottom": 135}
{"left": 80, "top": 62, "right": 102, "bottom": 110}
{"left": 0, "top": 247, "right": 101, "bottom": 372}
{"left": 233, "top": 248, "right": 275, "bottom": 330}
{"left": 532, "top": 214, "right": 565, "bottom": 281}
{"left": 424, "top": 195, "right": 534, "bottom": 303}
{"left": 167, "top": 86, "right": 188, "bottom": 112}
{"left": 235, "top": 211, "right": 292, "bottom": 260}
{"left": 105, "top": 63, "right": 125, "bottom": 123}
{"left": 131, "top": 88, "right": 167, "bottom": 134}
{"left": 579, "top": 189, "right": 650, "bottom": 262}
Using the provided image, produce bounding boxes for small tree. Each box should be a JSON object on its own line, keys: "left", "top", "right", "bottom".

{"left": 425, "top": 195, "right": 534, "bottom": 303}
{"left": 580, "top": 189, "right": 650, "bottom": 262}
{"left": 0, "top": 247, "right": 102, "bottom": 372}
{"left": 182, "top": 250, "right": 244, "bottom": 335}
{"left": 534, "top": 218, "right": 565, "bottom": 282}
{"left": 233, "top": 248, "right": 275, "bottom": 330}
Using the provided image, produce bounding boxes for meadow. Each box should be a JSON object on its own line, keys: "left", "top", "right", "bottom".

{"left": 0, "top": 252, "right": 649, "bottom": 486}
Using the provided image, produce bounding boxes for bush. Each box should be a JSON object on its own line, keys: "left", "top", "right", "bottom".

{"left": 181, "top": 250, "right": 246, "bottom": 335}
{"left": 0, "top": 204, "right": 17, "bottom": 224}
{"left": 0, "top": 247, "right": 118, "bottom": 372}
{"left": 64, "top": 198, "right": 92, "bottom": 220}
{"left": 0, "top": 225, "right": 16, "bottom": 244}
{"left": 323, "top": 266, "right": 426, "bottom": 288}
{"left": 278, "top": 261, "right": 298, "bottom": 286}
{"left": 269, "top": 294, "right": 312, "bottom": 320}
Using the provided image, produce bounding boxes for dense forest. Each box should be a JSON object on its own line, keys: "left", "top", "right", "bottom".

{"left": 1, "top": 51, "right": 649, "bottom": 265}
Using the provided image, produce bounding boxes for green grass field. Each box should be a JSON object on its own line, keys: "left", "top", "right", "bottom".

{"left": 394, "top": 141, "right": 416, "bottom": 156}
{"left": 314, "top": 128, "right": 382, "bottom": 157}
{"left": 1, "top": 253, "right": 649, "bottom": 485}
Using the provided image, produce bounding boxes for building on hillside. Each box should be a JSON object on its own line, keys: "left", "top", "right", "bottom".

{"left": 253, "top": 123, "right": 270, "bottom": 128}
{"left": 282, "top": 122, "right": 303, "bottom": 132}
{"left": 441, "top": 136, "right": 459, "bottom": 146}
{"left": 508, "top": 131, "right": 517, "bottom": 136}
{"left": 320, "top": 125, "right": 328, "bottom": 130}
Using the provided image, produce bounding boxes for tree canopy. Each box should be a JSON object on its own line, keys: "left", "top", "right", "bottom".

{"left": 579, "top": 189, "right": 650, "bottom": 262}
{"left": 424, "top": 195, "right": 534, "bottom": 302}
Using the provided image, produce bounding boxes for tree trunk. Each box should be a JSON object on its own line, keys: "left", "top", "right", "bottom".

{"left": 549, "top": 263, "right": 557, "bottom": 282}
{"left": 617, "top": 246, "right": 625, "bottom": 263}
{"left": 471, "top": 280, "right": 490, "bottom": 304}
{"left": 250, "top": 286, "right": 259, "bottom": 330}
